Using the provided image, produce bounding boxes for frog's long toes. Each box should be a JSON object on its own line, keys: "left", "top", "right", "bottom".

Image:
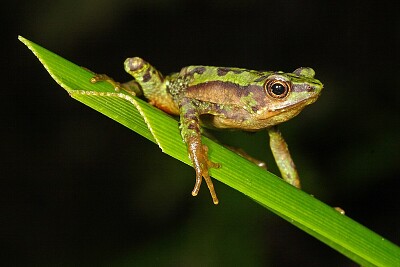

{"left": 202, "top": 145, "right": 221, "bottom": 169}
{"left": 202, "top": 175, "right": 219, "bottom": 205}
{"left": 334, "top": 207, "right": 345, "bottom": 215}
{"left": 90, "top": 74, "right": 108, "bottom": 83}
{"left": 209, "top": 188, "right": 219, "bottom": 205}
{"left": 90, "top": 74, "right": 123, "bottom": 92}
{"left": 191, "top": 176, "right": 202, "bottom": 197}
{"left": 258, "top": 162, "right": 267, "bottom": 169}
{"left": 192, "top": 182, "right": 201, "bottom": 197}
{"left": 212, "top": 197, "right": 219, "bottom": 205}
{"left": 209, "top": 161, "right": 221, "bottom": 169}
{"left": 90, "top": 77, "right": 99, "bottom": 83}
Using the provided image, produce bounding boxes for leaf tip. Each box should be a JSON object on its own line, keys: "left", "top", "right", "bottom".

{"left": 18, "top": 35, "right": 27, "bottom": 44}
{"left": 18, "top": 35, "right": 34, "bottom": 52}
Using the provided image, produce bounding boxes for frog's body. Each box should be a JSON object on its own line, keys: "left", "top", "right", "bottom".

{"left": 172, "top": 65, "right": 320, "bottom": 131}
{"left": 93, "top": 57, "right": 323, "bottom": 204}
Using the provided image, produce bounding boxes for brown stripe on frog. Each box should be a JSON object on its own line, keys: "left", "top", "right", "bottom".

{"left": 254, "top": 74, "right": 318, "bottom": 93}
{"left": 217, "top": 67, "right": 245, "bottom": 76}
{"left": 142, "top": 69, "right": 152, "bottom": 82}
{"left": 184, "top": 80, "right": 266, "bottom": 112}
{"left": 143, "top": 68, "right": 165, "bottom": 83}
{"left": 291, "top": 83, "right": 314, "bottom": 92}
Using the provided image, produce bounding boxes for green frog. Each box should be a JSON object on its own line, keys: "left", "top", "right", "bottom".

{"left": 91, "top": 57, "right": 323, "bottom": 204}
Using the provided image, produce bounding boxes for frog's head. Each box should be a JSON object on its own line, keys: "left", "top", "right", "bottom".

{"left": 259, "top": 67, "right": 323, "bottom": 126}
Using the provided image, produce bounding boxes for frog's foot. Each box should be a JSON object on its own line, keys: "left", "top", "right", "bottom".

{"left": 90, "top": 74, "right": 123, "bottom": 92}
{"left": 334, "top": 207, "right": 345, "bottom": 215}
{"left": 310, "top": 194, "right": 345, "bottom": 215}
{"left": 227, "top": 146, "right": 267, "bottom": 169}
{"left": 90, "top": 74, "right": 137, "bottom": 96}
{"left": 190, "top": 144, "right": 221, "bottom": 204}
{"left": 202, "top": 130, "right": 267, "bottom": 169}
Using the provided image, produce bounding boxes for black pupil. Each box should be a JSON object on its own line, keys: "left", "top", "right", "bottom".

{"left": 271, "top": 83, "right": 286, "bottom": 95}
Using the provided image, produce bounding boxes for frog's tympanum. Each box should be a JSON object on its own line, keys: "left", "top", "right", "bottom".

{"left": 92, "top": 57, "right": 323, "bottom": 204}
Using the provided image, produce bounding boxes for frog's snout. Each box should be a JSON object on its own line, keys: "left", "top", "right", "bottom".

{"left": 313, "top": 80, "right": 324, "bottom": 94}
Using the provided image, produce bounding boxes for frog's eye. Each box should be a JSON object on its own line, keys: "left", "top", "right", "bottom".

{"left": 265, "top": 80, "right": 291, "bottom": 99}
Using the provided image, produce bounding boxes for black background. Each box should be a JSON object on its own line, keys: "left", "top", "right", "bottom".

{"left": 3, "top": 0, "right": 399, "bottom": 266}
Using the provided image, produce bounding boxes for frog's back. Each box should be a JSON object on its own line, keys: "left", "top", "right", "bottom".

{"left": 179, "top": 65, "right": 270, "bottom": 87}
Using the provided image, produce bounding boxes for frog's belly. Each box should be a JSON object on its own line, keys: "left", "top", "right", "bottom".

{"left": 201, "top": 114, "right": 273, "bottom": 131}
{"left": 201, "top": 107, "right": 302, "bottom": 131}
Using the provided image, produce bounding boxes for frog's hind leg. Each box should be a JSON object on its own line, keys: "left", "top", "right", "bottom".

{"left": 180, "top": 99, "right": 220, "bottom": 204}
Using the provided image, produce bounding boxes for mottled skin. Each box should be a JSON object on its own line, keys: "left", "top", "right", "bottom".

{"left": 92, "top": 57, "right": 323, "bottom": 204}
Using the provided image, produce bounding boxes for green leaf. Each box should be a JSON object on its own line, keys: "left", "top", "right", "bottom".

{"left": 19, "top": 35, "right": 400, "bottom": 266}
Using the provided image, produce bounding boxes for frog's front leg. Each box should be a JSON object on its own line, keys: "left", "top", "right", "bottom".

{"left": 90, "top": 74, "right": 142, "bottom": 97}
{"left": 180, "top": 99, "right": 220, "bottom": 204}
{"left": 268, "top": 126, "right": 301, "bottom": 188}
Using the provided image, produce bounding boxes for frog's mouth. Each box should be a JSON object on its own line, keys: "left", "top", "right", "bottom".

{"left": 269, "top": 94, "right": 319, "bottom": 114}
{"left": 259, "top": 95, "right": 320, "bottom": 127}
{"left": 294, "top": 94, "right": 320, "bottom": 107}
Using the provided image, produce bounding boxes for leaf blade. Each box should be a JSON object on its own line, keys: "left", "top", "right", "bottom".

{"left": 19, "top": 35, "right": 400, "bottom": 266}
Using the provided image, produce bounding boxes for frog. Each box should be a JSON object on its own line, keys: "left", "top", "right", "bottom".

{"left": 91, "top": 57, "right": 323, "bottom": 205}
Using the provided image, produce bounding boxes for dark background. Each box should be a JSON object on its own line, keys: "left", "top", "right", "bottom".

{"left": 3, "top": 0, "right": 399, "bottom": 266}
